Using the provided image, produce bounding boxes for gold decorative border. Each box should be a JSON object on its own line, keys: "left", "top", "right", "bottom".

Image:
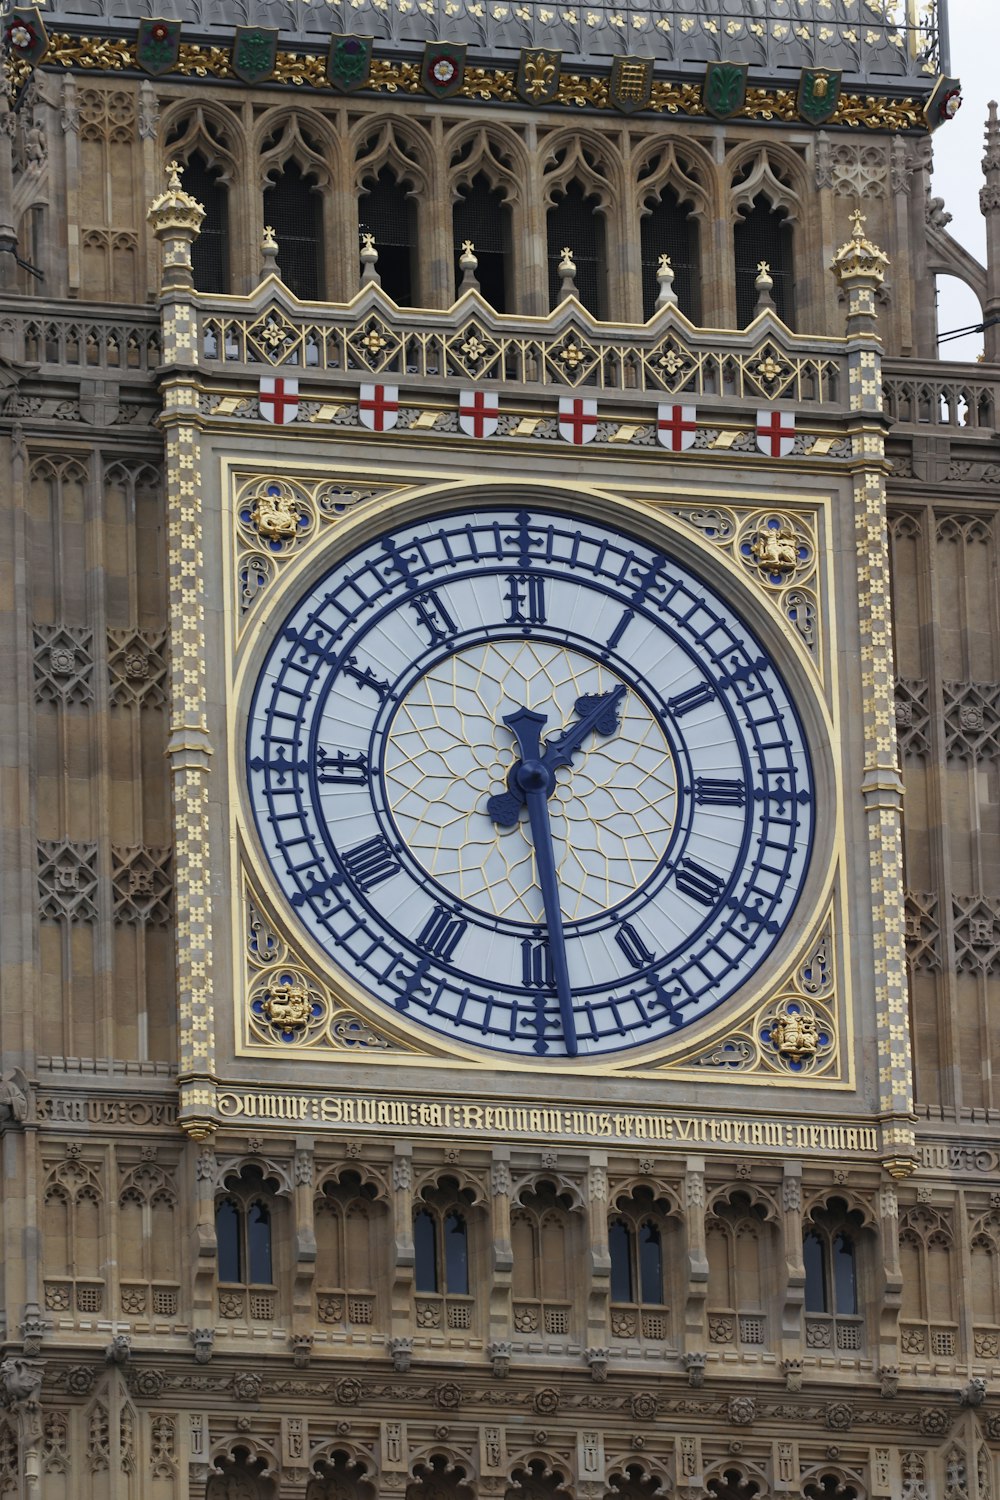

{"left": 18, "top": 34, "right": 924, "bottom": 130}
{"left": 221, "top": 458, "right": 849, "bottom": 1086}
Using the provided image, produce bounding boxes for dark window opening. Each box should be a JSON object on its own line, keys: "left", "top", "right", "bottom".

{"left": 734, "top": 194, "right": 793, "bottom": 327}
{"left": 803, "top": 1229, "right": 827, "bottom": 1313}
{"left": 444, "top": 1211, "right": 469, "bottom": 1295}
{"left": 414, "top": 1208, "right": 437, "bottom": 1293}
{"left": 832, "top": 1232, "right": 857, "bottom": 1314}
{"left": 453, "top": 174, "right": 512, "bottom": 312}
{"left": 182, "top": 152, "right": 229, "bottom": 294}
{"left": 248, "top": 1201, "right": 272, "bottom": 1285}
{"left": 609, "top": 1220, "right": 633, "bottom": 1303}
{"left": 638, "top": 1222, "right": 663, "bottom": 1305}
{"left": 640, "top": 185, "right": 700, "bottom": 322}
{"left": 359, "top": 168, "right": 417, "bottom": 306}
{"left": 547, "top": 181, "right": 607, "bottom": 317}
{"left": 263, "top": 159, "right": 324, "bottom": 301}
{"left": 216, "top": 1199, "right": 242, "bottom": 1283}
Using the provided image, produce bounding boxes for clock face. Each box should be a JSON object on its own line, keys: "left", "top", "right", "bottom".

{"left": 246, "top": 505, "right": 815, "bottom": 1060}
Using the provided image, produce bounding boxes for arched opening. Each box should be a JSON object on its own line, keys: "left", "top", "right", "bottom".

{"left": 453, "top": 173, "right": 512, "bottom": 312}
{"left": 547, "top": 180, "right": 607, "bottom": 317}
{"left": 359, "top": 168, "right": 417, "bottom": 306}
{"left": 263, "top": 159, "right": 324, "bottom": 300}
{"left": 734, "top": 193, "right": 793, "bottom": 327}
{"left": 641, "top": 184, "right": 700, "bottom": 321}
{"left": 181, "top": 152, "right": 230, "bottom": 294}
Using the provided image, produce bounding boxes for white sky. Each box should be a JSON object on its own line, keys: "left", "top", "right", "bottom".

{"left": 930, "top": 0, "right": 1000, "bottom": 361}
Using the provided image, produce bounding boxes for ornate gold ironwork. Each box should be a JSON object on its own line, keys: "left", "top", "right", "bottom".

{"left": 25, "top": 32, "right": 924, "bottom": 129}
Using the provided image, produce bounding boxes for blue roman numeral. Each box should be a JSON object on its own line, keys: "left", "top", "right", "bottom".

{"left": 409, "top": 590, "right": 457, "bottom": 645}
{"left": 417, "top": 906, "right": 468, "bottom": 961}
{"left": 674, "top": 858, "right": 725, "bottom": 906}
{"left": 342, "top": 836, "right": 401, "bottom": 893}
{"left": 505, "top": 574, "right": 546, "bottom": 626}
{"left": 667, "top": 682, "right": 714, "bottom": 718}
{"left": 615, "top": 920, "right": 656, "bottom": 969}
{"left": 693, "top": 777, "right": 745, "bottom": 807}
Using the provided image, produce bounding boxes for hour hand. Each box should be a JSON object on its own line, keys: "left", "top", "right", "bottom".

{"left": 487, "top": 706, "right": 553, "bottom": 827}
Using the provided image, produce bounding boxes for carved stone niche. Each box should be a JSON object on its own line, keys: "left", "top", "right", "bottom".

{"left": 207, "top": 1446, "right": 275, "bottom": 1499}
{"left": 307, "top": 1449, "right": 376, "bottom": 1500}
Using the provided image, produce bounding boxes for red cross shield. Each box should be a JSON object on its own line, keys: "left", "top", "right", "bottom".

{"left": 259, "top": 376, "right": 299, "bottom": 425}
{"left": 756, "top": 408, "right": 796, "bottom": 458}
{"left": 656, "top": 404, "right": 698, "bottom": 452}
{"left": 359, "top": 383, "right": 399, "bottom": 432}
{"left": 558, "top": 397, "right": 598, "bottom": 446}
{"left": 458, "top": 389, "right": 499, "bottom": 439}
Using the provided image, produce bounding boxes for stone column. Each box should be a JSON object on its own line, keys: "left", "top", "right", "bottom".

{"left": 291, "top": 1138, "right": 317, "bottom": 1360}
{"left": 390, "top": 1143, "right": 415, "bottom": 1345}
{"left": 585, "top": 1153, "right": 610, "bottom": 1346}
{"left": 779, "top": 1162, "right": 804, "bottom": 1368}
{"left": 488, "top": 1149, "right": 513, "bottom": 1361}
{"left": 682, "top": 1156, "right": 708, "bottom": 1350}
{"left": 831, "top": 212, "right": 915, "bottom": 1180}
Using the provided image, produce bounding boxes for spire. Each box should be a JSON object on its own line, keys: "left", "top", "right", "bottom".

{"left": 146, "top": 159, "right": 205, "bottom": 291}
{"left": 260, "top": 224, "right": 281, "bottom": 282}
{"left": 557, "top": 247, "right": 578, "bottom": 301}
{"left": 458, "top": 240, "right": 480, "bottom": 294}
{"left": 654, "top": 253, "right": 677, "bottom": 309}
{"left": 753, "top": 260, "right": 776, "bottom": 315}
{"left": 360, "top": 231, "right": 380, "bottom": 287}
{"left": 982, "top": 102, "right": 1000, "bottom": 360}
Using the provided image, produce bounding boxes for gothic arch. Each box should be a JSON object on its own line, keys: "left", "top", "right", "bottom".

{"left": 446, "top": 122, "right": 528, "bottom": 206}
{"left": 726, "top": 144, "right": 806, "bottom": 225}
{"left": 506, "top": 1456, "right": 573, "bottom": 1500}
{"left": 540, "top": 129, "right": 619, "bottom": 212}
{"left": 352, "top": 118, "right": 432, "bottom": 198}
{"left": 605, "top": 1458, "right": 669, "bottom": 1499}
{"left": 414, "top": 1167, "right": 487, "bottom": 1207}
{"left": 256, "top": 111, "right": 336, "bottom": 190}
{"left": 317, "top": 1161, "right": 390, "bottom": 1203}
{"left": 511, "top": 1170, "right": 585, "bottom": 1213}
{"left": 803, "top": 1188, "right": 876, "bottom": 1231}
{"left": 704, "top": 1459, "right": 770, "bottom": 1498}
{"left": 633, "top": 137, "right": 713, "bottom": 222}
{"left": 800, "top": 1464, "right": 866, "bottom": 1499}
{"left": 708, "top": 1183, "right": 780, "bottom": 1223}
{"left": 215, "top": 1155, "right": 292, "bottom": 1198}
{"left": 307, "top": 1447, "right": 377, "bottom": 1500}
{"left": 209, "top": 1437, "right": 278, "bottom": 1481}
{"left": 161, "top": 101, "right": 242, "bottom": 183}
{"left": 609, "top": 1177, "right": 682, "bottom": 1217}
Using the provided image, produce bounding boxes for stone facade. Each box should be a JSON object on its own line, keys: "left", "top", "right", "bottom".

{"left": 2, "top": 4, "right": 1000, "bottom": 1497}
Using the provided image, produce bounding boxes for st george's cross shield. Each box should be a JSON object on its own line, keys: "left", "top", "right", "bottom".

{"left": 656, "top": 404, "right": 698, "bottom": 452}
{"left": 756, "top": 408, "right": 796, "bottom": 458}
{"left": 458, "top": 389, "right": 499, "bottom": 438}
{"left": 558, "top": 396, "right": 598, "bottom": 445}
{"left": 359, "top": 383, "right": 399, "bottom": 432}
{"left": 259, "top": 376, "right": 299, "bottom": 425}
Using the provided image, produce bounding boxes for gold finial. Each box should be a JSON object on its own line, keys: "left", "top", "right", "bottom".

{"left": 166, "top": 159, "right": 183, "bottom": 191}
{"left": 262, "top": 224, "right": 278, "bottom": 251}
{"left": 657, "top": 252, "right": 672, "bottom": 272}
{"left": 849, "top": 208, "right": 866, "bottom": 239}
{"left": 146, "top": 157, "right": 205, "bottom": 240}
{"left": 655, "top": 252, "right": 677, "bottom": 309}
{"left": 831, "top": 209, "right": 889, "bottom": 288}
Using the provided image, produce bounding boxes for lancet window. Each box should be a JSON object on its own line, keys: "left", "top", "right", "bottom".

{"left": 453, "top": 173, "right": 512, "bottom": 312}
{"left": 608, "top": 1186, "right": 679, "bottom": 1343}
{"left": 734, "top": 193, "right": 794, "bottom": 327}
{"left": 511, "top": 1179, "right": 578, "bottom": 1339}
{"left": 802, "top": 1197, "right": 865, "bottom": 1354}
{"left": 263, "top": 159, "right": 325, "bottom": 300}
{"left": 315, "top": 1170, "right": 385, "bottom": 1331}
{"left": 215, "top": 1165, "right": 279, "bottom": 1323}
{"left": 547, "top": 180, "right": 607, "bottom": 317}
{"left": 359, "top": 167, "right": 418, "bottom": 307}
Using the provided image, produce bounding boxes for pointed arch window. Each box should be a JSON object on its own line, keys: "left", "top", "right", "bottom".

{"left": 608, "top": 1189, "right": 677, "bottom": 1343}
{"left": 640, "top": 185, "right": 700, "bottom": 321}
{"left": 453, "top": 173, "right": 512, "bottom": 312}
{"left": 181, "top": 152, "right": 230, "bottom": 294}
{"left": 547, "top": 180, "right": 607, "bottom": 317}
{"left": 512, "top": 1180, "right": 578, "bottom": 1338}
{"left": 263, "top": 159, "right": 324, "bottom": 300}
{"left": 359, "top": 168, "right": 417, "bottom": 306}
{"left": 803, "top": 1199, "right": 866, "bottom": 1353}
{"left": 413, "top": 1205, "right": 469, "bottom": 1294}
{"left": 734, "top": 193, "right": 793, "bottom": 327}
{"left": 214, "top": 1166, "right": 279, "bottom": 1324}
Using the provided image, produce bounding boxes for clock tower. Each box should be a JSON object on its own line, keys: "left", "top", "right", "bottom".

{"left": 2, "top": 1, "right": 999, "bottom": 1497}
